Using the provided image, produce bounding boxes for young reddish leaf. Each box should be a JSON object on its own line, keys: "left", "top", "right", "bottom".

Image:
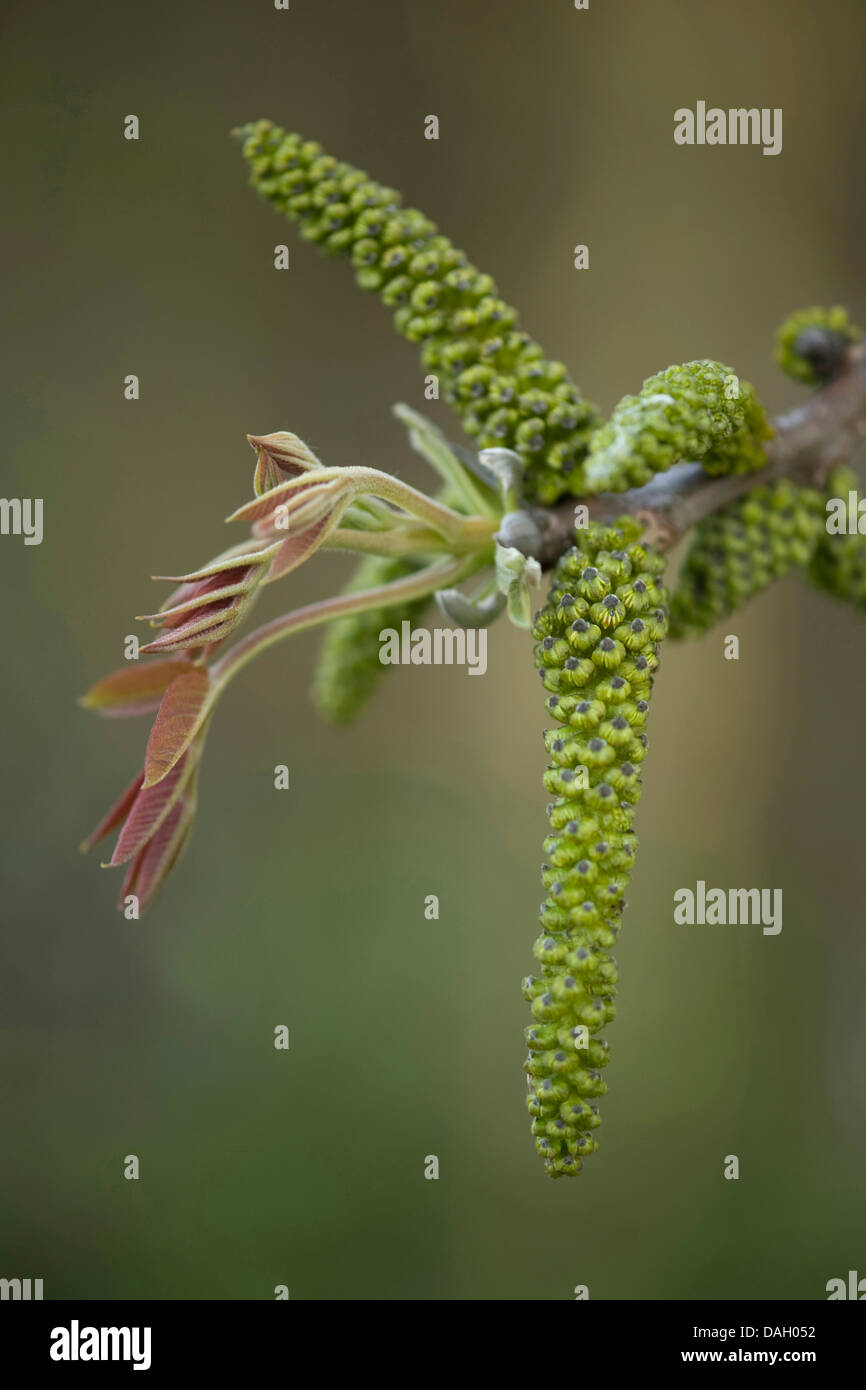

{"left": 141, "top": 594, "right": 235, "bottom": 636}
{"left": 81, "top": 770, "right": 145, "bottom": 853}
{"left": 251, "top": 482, "right": 349, "bottom": 542}
{"left": 108, "top": 755, "right": 190, "bottom": 866}
{"left": 226, "top": 472, "right": 327, "bottom": 526}
{"left": 140, "top": 570, "right": 264, "bottom": 627}
{"left": 139, "top": 543, "right": 279, "bottom": 655}
{"left": 248, "top": 431, "right": 323, "bottom": 496}
{"left": 79, "top": 658, "right": 194, "bottom": 718}
{"left": 144, "top": 572, "right": 252, "bottom": 623}
{"left": 153, "top": 541, "right": 277, "bottom": 586}
{"left": 120, "top": 793, "right": 196, "bottom": 911}
{"left": 142, "top": 668, "right": 211, "bottom": 788}
{"left": 268, "top": 512, "right": 343, "bottom": 581}
{"left": 139, "top": 613, "right": 240, "bottom": 655}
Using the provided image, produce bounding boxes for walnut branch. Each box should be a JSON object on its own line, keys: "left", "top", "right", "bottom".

{"left": 539, "top": 341, "right": 866, "bottom": 561}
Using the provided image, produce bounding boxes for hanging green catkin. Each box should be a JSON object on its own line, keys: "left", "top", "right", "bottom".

{"left": 526, "top": 517, "right": 668, "bottom": 1176}
{"left": 806, "top": 466, "right": 866, "bottom": 612}
{"left": 236, "top": 120, "right": 600, "bottom": 505}
{"left": 313, "top": 555, "right": 430, "bottom": 723}
{"left": 668, "top": 479, "right": 825, "bottom": 638}
{"left": 584, "top": 360, "right": 771, "bottom": 492}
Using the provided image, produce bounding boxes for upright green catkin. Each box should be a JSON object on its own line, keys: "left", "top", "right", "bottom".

{"left": 807, "top": 466, "right": 866, "bottom": 612}
{"left": 668, "top": 479, "right": 824, "bottom": 638}
{"left": 236, "top": 120, "right": 600, "bottom": 505}
{"left": 526, "top": 518, "right": 668, "bottom": 1176}
{"left": 584, "top": 360, "right": 771, "bottom": 492}
{"left": 313, "top": 555, "right": 429, "bottom": 723}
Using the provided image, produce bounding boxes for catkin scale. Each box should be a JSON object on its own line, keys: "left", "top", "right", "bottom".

{"left": 237, "top": 120, "right": 600, "bottom": 504}
{"left": 668, "top": 479, "right": 825, "bottom": 637}
{"left": 527, "top": 518, "right": 668, "bottom": 1176}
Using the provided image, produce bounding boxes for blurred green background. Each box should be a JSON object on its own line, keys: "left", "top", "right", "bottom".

{"left": 2, "top": 0, "right": 865, "bottom": 1300}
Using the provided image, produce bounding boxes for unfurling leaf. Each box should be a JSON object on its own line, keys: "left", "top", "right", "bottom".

{"left": 79, "top": 657, "right": 195, "bottom": 718}
{"left": 81, "top": 770, "right": 145, "bottom": 853}
{"left": 248, "top": 430, "right": 324, "bottom": 496}
{"left": 83, "top": 730, "right": 204, "bottom": 909}
{"left": 434, "top": 587, "right": 506, "bottom": 629}
{"left": 494, "top": 542, "right": 542, "bottom": 629}
{"left": 120, "top": 773, "right": 199, "bottom": 910}
{"left": 139, "top": 541, "right": 279, "bottom": 654}
{"left": 109, "top": 753, "right": 194, "bottom": 865}
{"left": 142, "top": 668, "right": 211, "bottom": 788}
{"left": 228, "top": 473, "right": 355, "bottom": 580}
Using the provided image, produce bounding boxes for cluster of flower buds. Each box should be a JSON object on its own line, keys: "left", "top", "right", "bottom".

{"left": 775, "top": 306, "right": 861, "bottom": 385}
{"left": 584, "top": 359, "right": 771, "bottom": 492}
{"left": 237, "top": 120, "right": 601, "bottom": 505}
{"left": 527, "top": 518, "right": 668, "bottom": 1176}
{"left": 668, "top": 479, "right": 825, "bottom": 637}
